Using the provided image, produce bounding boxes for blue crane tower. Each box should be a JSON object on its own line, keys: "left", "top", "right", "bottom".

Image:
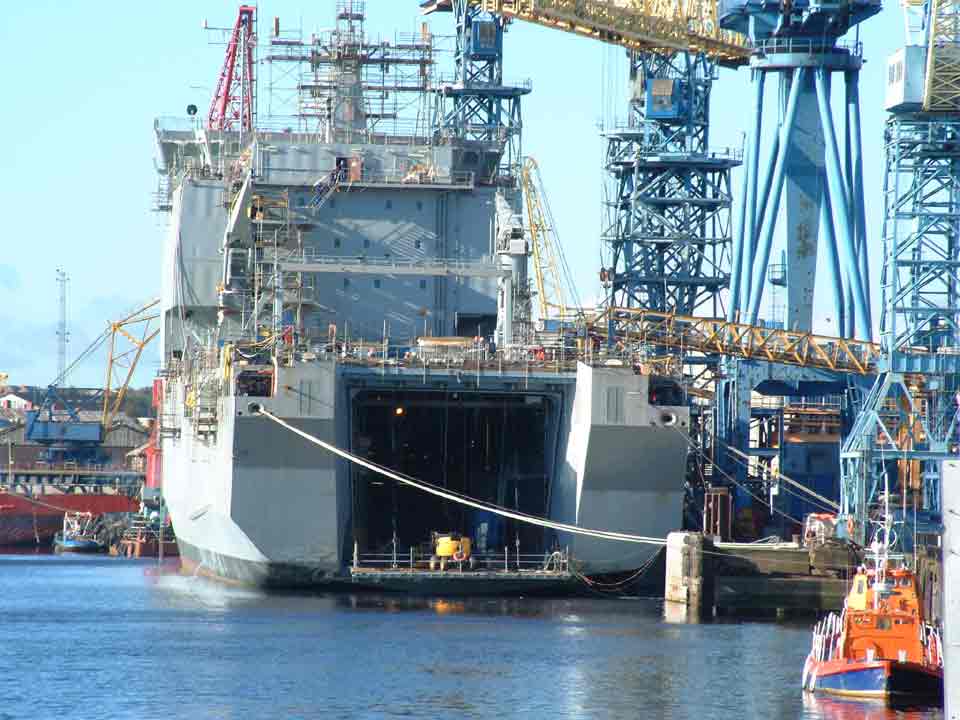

{"left": 425, "top": 1, "right": 749, "bottom": 331}
{"left": 721, "top": 0, "right": 879, "bottom": 337}
{"left": 422, "top": 0, "right": 532, "bottom": 344}
{"left": 602, "top": 51, "right": 740, "bottom": 318}
{"left": 840, "top": 0, "right": 960, "bottom": 543}
{"left": 427, "top": 0, "right": 529, "bottom": 184}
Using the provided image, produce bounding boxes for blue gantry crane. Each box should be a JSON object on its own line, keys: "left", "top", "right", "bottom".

{"left": 704, "top": 0, "right": 886, "bottom": 534}
{"left": 721, "top": 0, "right": 880, "bottom": 337}
{"left": 601, "top": 51, "right": 741, "bottom": 319}
{"left": 425, "top": 0, "right": 749, "bottom": 325}
{"left": 839, "top": 0, "right": 960, "bottom": 543}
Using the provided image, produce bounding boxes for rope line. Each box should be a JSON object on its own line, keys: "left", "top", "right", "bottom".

{"left": 0, "top": 491, "right": 124, "bottom": 515}
{"left": 257, "top": 409, "right": 667, "bottom": 546}
{"left": 669, "top": 426, "right": 806, "bottom": 526}
{"left": 721, "top": 443, "right": 840, "bottom": 512}
{"left": 713, "top": 446, "right": 838, "bottom": 516}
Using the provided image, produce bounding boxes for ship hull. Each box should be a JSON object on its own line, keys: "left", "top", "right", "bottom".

{"left": 803, "top": 657, "right": 944, "bottom": 700}
{"left": 163, "top": 365, "right": 687, "bottom": 593}
{"left": 177, "top": 538, "right": 352, "bottom": 589}
{"left": 0, "top": 492, "right": 138, "bottom": 546}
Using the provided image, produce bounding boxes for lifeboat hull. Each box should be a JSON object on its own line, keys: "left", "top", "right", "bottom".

{"left": 803, "top": 656, "right": 943, "bottom": 701}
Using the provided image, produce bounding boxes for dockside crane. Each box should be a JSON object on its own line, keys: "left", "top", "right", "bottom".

{"left": 25, "top": 300, "right": 159, "bottom": 472}
{"left": 839, "top": 0, "right": 960, "bottom": 543}
{"left": 520, "top": 157, "right": 582, "bottom": 324}
{"left": 423, "top": 1, "right": 748, "bottom": 326}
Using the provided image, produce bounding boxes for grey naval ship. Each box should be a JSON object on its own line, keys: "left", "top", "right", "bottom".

{"left": 153, "top": 2, "right": 690, "bottom": 590}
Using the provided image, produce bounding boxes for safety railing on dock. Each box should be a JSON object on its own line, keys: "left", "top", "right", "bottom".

{"left": 352, "top": 543, "right": 571, "bottom": 575}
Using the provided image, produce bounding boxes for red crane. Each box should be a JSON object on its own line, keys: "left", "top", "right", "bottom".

{"left": 207, "top": 5, "right": 256, "bottom": 132}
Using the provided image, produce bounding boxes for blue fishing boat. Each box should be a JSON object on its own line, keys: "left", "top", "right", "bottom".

{"left": 53, "top": 512, "right": 105, "bottom": 553}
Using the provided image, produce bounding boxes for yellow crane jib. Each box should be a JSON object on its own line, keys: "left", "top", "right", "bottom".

{"left": 923, "top": 0, "right": 960, "bottom": 111}
{"left": 460, "top": 0, "right": 749, "bottom": 63}
{"left": 599, "top": 308, "right": 883, "bottom": 374}
{"left": 521, "top": 157, "right": 579, "bottom": 322}
{"left": 101, "top": 299, "right": 161, "bottom": 430}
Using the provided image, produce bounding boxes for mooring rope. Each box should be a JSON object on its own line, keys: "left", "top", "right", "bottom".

{"left": 720, "top": 443, "right": 840, "bottom": 512}
{"left": 1, "top": 491, "right": 95, "bottom": 515}
{"left": 256, "top": 408, "right": 667, "bottom": 546}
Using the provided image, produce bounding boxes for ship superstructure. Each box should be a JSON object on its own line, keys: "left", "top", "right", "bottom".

{"left": 153, "top": 2, "right": 690, "bottom": 588}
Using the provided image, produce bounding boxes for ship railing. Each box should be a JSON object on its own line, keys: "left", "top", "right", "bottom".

{"left": 1, "top": 461, "right": 137, "bottom": 473}
{"left": 924, "top": 623, "right": 944, "bottom": 668}
{"left": 353, "top": 547, "right": 571, "bottom": 574}
{"left": 0, "top": 481, "right": 138, "bottom": 495}
{"left": 259, "top": 165, "right": 474, "bottom": 188}
{"left": 155, "top": 116, "right": 202, "bottom": 133}
{"left": 121, "top": 517, "right": 174, "bottom": 541}
{"left": 811, "top": 610, "right": 845, "bottom": 663}
{"left": 749, "top": 37, "right": 863, "bottom": 58}
{"left": 310, "top": 340, "right": 647, "bottom": 376}
{"left": 252, "top": 118, "right": 435, "bottom": 147}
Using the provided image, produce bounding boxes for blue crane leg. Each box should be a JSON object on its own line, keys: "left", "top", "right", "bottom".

{"left": 746, "top": 67, "right": 805, "bottom": 325}
{"left": 815, "top": 68, "right": 871, "bottom": 339}
{"left": 842, "top": 78, "right": 856, "bottom": 338}
{"left": 728, "top": 145, "right": 750, "bottom": 321}
{"left": 819, "top": 174, "right": 846, "bottom": 335}
{"left": 747, "top": 131, "right": 780, "bottom": 313}
{"left": 844, "top": 270, "right": 855, "bottom": 337}
{"left": 728, "top": 70, "right": 765, "bottom": 322}
{"left": 847, "top": 70, "right": 872, "bottom": 334}
{"left": 744, "top": 70, "right": 765, "bottom": 308}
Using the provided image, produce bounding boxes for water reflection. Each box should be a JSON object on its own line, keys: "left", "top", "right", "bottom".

{"left": 0, "top": 544, "right": 52, "bottom": 556}
{"left": 802, "top": 692, "right": 943, "bottom": 719}
{"left": 663, "top": 599, "right": 698, "bottom": 624}
{"left": 337, "top": 593, "right": 570, "bottom": 617}
{"left": 50, "top": 560, "right": 942, "bottom": 720}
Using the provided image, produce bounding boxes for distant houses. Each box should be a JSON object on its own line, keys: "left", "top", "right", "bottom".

{"left": 0, "top": 391, "right": 32, "bottom": 411}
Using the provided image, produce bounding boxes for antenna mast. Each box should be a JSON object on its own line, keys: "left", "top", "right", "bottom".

{"left": 55, "top": 268, "right": 69, "bottom": 387}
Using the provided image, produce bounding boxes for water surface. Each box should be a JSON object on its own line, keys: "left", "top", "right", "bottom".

{"left": 0, "top": 554, "right": 944, "bottom": 719}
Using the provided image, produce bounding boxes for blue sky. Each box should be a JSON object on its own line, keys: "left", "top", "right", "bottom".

{"left": 0, "top": 1, "right": 904, "bottom": 388}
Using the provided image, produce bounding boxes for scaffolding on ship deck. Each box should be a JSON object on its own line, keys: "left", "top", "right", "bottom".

{"left": 262, "top": 0, "right": 441, "bottom": 142}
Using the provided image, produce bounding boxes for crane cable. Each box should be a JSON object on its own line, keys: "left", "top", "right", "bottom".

{"left": 720, "top": 443, "right": 841, "bottom": 512}
{"left": 256, "top": 408, "right": 666, "bottom": 546}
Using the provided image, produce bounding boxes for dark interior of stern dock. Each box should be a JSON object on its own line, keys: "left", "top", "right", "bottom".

{"left": 349, "top": 389, "right": 556, "bottom": 558}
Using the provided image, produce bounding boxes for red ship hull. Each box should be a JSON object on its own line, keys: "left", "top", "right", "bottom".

{"left": 0, "top": 491, "right": 138, "bottom": 546}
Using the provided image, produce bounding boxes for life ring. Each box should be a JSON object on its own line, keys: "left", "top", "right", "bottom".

{"left": 846, "top": 517, "right": 855, "bottom": 538}
{"left": 453, "top": 548, "right": 466, "bottom": 563}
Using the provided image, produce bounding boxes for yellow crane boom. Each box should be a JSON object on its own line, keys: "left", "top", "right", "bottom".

{"left": 101, "top": 299, "right": 160, "bottom": 429}
{"left": 520, "top": 158, "right": 581, "bottom": 322}
{"left": 595, "top": 308, "right": 882, "bottom": 374}
{"left": 923, "top": 0, "right": 960, "bottom": 110}
{"left": 425, "top": 0, "right": 748, "bottom": 63}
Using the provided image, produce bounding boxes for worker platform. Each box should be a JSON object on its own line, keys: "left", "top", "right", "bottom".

{"left": 349, "top": 546, "right": 576, "bottom": 595}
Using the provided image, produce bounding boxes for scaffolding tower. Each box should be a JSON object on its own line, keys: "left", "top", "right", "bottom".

{"left": 263, "top": 0, "right": 437, "bottom": 142}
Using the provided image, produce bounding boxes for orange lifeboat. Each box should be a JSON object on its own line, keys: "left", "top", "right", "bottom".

{"left": 802, "top": 555, "right": 943, "bottom": 701}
